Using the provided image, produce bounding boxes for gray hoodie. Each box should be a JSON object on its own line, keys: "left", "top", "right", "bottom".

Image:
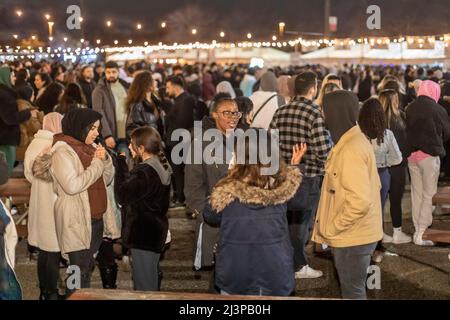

{"left": 143, "top": 156, "right": 172, "bottom": 186}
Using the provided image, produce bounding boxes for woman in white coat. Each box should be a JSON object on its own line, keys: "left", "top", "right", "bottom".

{"left": 24, "top": 112, "right": 63, "bottom": 300}
{"left": 34, "top": 108, "right": 120, "bottom": 292}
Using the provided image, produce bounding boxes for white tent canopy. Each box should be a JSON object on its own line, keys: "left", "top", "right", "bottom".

{"left": 106, "top": 47, "right": 291, "bottom": 67}
{"left": 300, "top": 42, "right": 447, "bottom": 65}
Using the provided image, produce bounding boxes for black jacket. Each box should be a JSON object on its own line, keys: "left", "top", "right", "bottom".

{"left": 165, "top": 92, "right": 195, "bottom": 148}
{"left": 115, "top": 155, "right": 170, "bottom": 253}
{"left": 406, "top": 96, "right": 450, "bottom": 157}
{"left": 0, "top": 84, "right": 31, "bottom": 146}
{"left": 78, "top": 78, "right": 96, "bottom": 109}
{"left": 125, "top": 100, "right": 162, "bottom": 139}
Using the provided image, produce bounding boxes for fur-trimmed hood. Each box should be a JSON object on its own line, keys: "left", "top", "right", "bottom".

{"left": 210, "top": 166, "right": 302, "bottom": 213}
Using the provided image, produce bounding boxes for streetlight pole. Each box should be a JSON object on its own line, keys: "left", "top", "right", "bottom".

{"left": 324, "top": 0, "right": 330, "bottom": 38}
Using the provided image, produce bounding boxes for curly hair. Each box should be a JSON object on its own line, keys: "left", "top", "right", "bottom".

{"left": 358, "top": 98, "right": 387, "bottom": 146}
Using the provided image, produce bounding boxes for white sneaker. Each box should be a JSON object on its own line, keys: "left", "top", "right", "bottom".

{"left": 295, "top": 265, "right": 323, "bottom": 279}
{"left": 382, "top": 233, "right": 393, "bottom": 244}
{"left": 414, "top": 238, "right": 434, "bottom": 246}
{"left": 392, "top": 229, "right": 412, "bottom": 244}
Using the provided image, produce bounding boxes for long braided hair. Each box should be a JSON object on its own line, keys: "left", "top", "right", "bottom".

{"left": 129, "top": 126, "right": 169, "bottom": 170}
{"left": 358, "top": 98, "right": 387, "bottom": 146}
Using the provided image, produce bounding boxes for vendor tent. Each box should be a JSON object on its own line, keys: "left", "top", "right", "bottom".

{"left": 300, "top": 42, "right": 447, "bottom": 66}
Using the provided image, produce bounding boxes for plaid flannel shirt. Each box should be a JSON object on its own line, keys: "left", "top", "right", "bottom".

{"left": 270, "top": 96, "right": 332, "bottom": 177}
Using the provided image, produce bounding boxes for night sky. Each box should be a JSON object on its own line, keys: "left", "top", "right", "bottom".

{"left": 0, "top": 0, "right": 449, "bottom": 45}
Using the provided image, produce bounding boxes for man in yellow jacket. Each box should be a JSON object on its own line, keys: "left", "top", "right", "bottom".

{"left": 312, "top": 90, "right": 383, "bottom": 300}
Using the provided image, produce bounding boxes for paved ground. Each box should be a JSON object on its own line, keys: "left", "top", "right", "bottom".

{"left": 12, "top": 186, "right": 450, "bottom": 300}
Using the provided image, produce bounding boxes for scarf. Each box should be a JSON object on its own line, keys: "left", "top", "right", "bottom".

{"left": 53, "top": 134, "right": 107, "bottom": 219}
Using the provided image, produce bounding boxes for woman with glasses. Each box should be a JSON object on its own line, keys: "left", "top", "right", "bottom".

{"left": 185, "top": 95, "right": 244, "bottom": 292}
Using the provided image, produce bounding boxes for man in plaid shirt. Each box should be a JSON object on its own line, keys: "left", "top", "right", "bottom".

{"left": 270, "top": 71, "right": 332, "bottom": 279}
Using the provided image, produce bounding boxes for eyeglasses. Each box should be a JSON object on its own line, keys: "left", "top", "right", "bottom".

{"left": 216, "top": 111, "right": 243, "bottom": 119}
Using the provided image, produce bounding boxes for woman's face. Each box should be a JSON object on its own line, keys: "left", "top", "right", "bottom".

{"left": 85, "top": 120, "right": 100, "bottom": 145}
{"left": 129, "top": 141, "right": 144, "bottom": 159}
{"left": 34, "top": 75, "right": 44, "bottom": 89}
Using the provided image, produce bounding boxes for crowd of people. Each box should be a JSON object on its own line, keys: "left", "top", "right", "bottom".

{"left": 1, "top": 56, "right": 450, "bottom": 300}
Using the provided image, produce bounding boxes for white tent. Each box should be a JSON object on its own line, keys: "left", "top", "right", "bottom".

{"left": 106, "top": 47, "right": 291, "bottom": 67}
{"left": 300, "top": 42, "right": 447, "bottom": 66}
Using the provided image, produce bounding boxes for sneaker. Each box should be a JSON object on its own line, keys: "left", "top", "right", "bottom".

{"left": 413, "top": 238, "right": 434, "bottom": 246}
{"left": 10, "top": 205, "right": 19, "bottom": 216}
{"left": 382, "top": 233, "right": 393, "bottom": 244}
{"left": 295, "top": 265, "right": 323, "bottom": 279}
{"left": 372, "top": 250, "right": 384, "bottom": 263}
{"left": 170, "top": 201, "right": 186, "bottom": 209}
{"left": 392, "top": 229, "right": 412, "bottom": 244}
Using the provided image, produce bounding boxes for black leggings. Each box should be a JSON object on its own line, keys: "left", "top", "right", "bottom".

{"left": 388, "top": 164, "right": 406, "bottom": 228}
{"left": 37, "top": 249, "right": 60, "bottom": 294}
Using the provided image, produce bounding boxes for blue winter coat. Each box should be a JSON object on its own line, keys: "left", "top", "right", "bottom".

{"left": 203, "top": 166, "right": 301, "bottom": 296}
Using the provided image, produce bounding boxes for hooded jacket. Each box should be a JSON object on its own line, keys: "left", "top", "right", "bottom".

{"left": 115, "top": 155, "right": 171, "bottom": 252}
{"left": 24, "top": 130, "right": 60, "bottom": 252}
{"left": 312, "top": 91, "right": 383, "bottom": 247}
{"left": 250, "top": 72, "right": 286, "bottom": 130}
{"left": 203, "top": 166, "right": 301, "bottom": 296}
{"left": 405, "top": 80, "right": 450, "bottom": 157}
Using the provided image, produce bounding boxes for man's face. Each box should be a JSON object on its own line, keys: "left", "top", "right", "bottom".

{"left": 83, "top": 67, "right": 94, "bottom": 81}
{"left": 166, "top": 81, "right": 176, "bottom": 98}
{"left": 105, "top": 68, "right": 119, "bottom": 83}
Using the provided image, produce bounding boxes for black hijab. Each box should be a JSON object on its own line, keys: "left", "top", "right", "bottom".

{"left": 62, "top": 108, "right": 102, "bottom": 143}
{"left": 323, "top": 90, "right": 360, "bottom": 144}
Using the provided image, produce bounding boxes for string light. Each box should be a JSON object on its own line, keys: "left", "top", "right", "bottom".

{"left": 161, "top": 22, "right": 167, "bottom": 28}
{"left": 106, "top": 20, "right": 112, "bottom": 27}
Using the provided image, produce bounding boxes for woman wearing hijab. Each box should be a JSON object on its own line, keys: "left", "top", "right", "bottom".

{"left": 406, "top": 80, "right": 450, "bottom": 246}
{"left": 33, "top": 108, "right": 120, "bottom": 291}
{"left": 0, "top": 66, "right": 38, "bottom": 173}
{"left": 24, "top": 113, "right": 63, "bottom": 300}
{"left": 312, "top": 90, "right": 383, "bottom": 300}
{"left": 216, "top": 81, "right": 236, "bottom": 99}
{"left": 250, "top": 71, "right": 285, "bottom": 130}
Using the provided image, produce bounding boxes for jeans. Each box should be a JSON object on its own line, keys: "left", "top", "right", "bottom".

{"left": 67, "top": 219, "right": 104, "bottom": 289}
{"left": 0, "top": 236, "right": 22, "bottom": 300}
{"left": 388, "top": 164, "right": 406, "bottom": 228}
{"left": 332, "top": 242, "right": 377, "bottom": 300}
{"left": 287, "top": 176, "right": 322, "bottom": 271}
{"left": 378, "top": 168, "right": 391, "bottom": 212}
{"left": 131, "top": 248, "right": 160, "bottom": 291}
{"left": 37, "top": 249, "right": 61, "bottom": 295}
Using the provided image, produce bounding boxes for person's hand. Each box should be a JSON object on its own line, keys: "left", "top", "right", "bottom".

{"left": 105, "top": 137, "right": 116, "bottom": 149}
{"left": 30, "top": 109, "right": 38, "bottom": 118}
{"left": 291, "top": 143, "right": 307, "bottom": 165}
{"left": 95, "top": 145, "right": 107, "bottom": 161}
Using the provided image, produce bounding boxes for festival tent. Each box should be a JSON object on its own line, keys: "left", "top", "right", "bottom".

{"left": 106, "top": 47, "right": 291, "bottom": 67}
{"left": 300, "top": 42, "right": 448, "bottom": 66}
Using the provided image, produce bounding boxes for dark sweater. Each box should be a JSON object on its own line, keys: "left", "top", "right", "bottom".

{"left": 406, "top": 96, "right": 450, "bottom": 157}
{"left": 115, "top": 155, "right": 170, "bottom": 253}
{"left": 0, "top": 84, "right": 31, "bottom": 146}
